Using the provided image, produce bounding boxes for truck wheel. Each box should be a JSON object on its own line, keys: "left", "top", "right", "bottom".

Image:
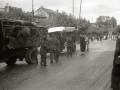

{"left": 5, "top": 57, "right": 17, "bottom": 65}
{"left": 25, "top": 49, "right": 37, "bottom": 64}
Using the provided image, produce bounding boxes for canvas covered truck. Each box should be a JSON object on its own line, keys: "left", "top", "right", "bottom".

{"left": 0, "top": 19, "right": 40, "bottom": 65}
{"left": 48, "top": 26, "right": 77, "bottom": 53}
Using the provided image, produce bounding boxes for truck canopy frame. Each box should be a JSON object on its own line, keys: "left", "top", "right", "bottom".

{"left": 48, "top": 26, "right": 76, "bottom": 33}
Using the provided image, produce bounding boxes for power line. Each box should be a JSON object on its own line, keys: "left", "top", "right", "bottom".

{"left": 66, "top": 0, "right": 80, "bottom": 14}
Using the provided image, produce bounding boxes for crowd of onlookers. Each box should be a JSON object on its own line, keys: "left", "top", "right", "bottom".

{"left": 87, "top": 34, "right": 119, "bottom": 42}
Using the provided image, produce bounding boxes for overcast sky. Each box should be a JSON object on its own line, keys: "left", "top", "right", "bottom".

{"left": 1, "top": 0, "right": 120, "bottom": 24}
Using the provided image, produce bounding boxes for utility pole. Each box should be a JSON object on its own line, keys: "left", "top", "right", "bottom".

{"left": 32, "top": 0, "right": 34, "bottom": 22}
{"left": 78, "top": 0, "right": 84, "bottom": 35}
{"left": 79, "top": 0, "right": 82, "bottom": 20}
{"left": 72, "top": 0, "right": 74, "bottom": 16}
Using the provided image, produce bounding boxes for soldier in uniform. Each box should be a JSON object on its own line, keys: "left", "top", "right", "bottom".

{"left": 66, "top": 35, "right": 73, "bottom": 57}
{"left": 111, "top": 32, "right": 120, "bottom": 90}
{"left": 85, "top": 34, "right": 90, "bottom": 51}
{"left": 5, "top": 26, "right": 16, "bottom": 49}
{"left": 79, "top": 33, "right": 86, "bottom": 56}
{"left": 55, "top": 36, "right": 60, "bottom": 62}
{"left": 17, "top": 27, "right": 30, "bottom": 46}
{"left": 47, "top": 34, "right": 58, "bottom": 63}
{"left": 40, "top": 36, "right": 47, "bottom": 66}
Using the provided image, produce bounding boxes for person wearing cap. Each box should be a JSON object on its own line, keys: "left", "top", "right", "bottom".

{"left": 111, "top": 32, "right": 120, "bottom": 90}
{"left": 47, "top": 34, "right": 58, "bottom": 63}
{"left": 85, "top": 34, "right": 90, "bottom": 51}
{"left": 66, "top": 35, "right": 73, "bottom": 57}
{"left": 79, "top": 33, "right": 86, "bottom": 56}
{"left": 40, "top": 36, "right": 47, "bottom": 66}
{"left": 55, "top": 36, "right": 60, "bottom": 62}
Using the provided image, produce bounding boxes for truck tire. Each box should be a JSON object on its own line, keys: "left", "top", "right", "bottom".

{"left": 25, "top": 49, "right": 37, "bottom": 64}
{"left": 5, "top": 57, "right": 17, "bottom": 65}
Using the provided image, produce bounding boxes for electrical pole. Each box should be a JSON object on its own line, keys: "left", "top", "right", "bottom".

{"left": 79, "top": 0, "right": 82, "bottom": 20}
{"left": 72, "top": 0, "right": 74, "bottom": 16}
{"left": 32, "top": 0, "right": 34, "bottom": 22}
{"left": 78, "top": 0, "right": 83, "bottom": 35}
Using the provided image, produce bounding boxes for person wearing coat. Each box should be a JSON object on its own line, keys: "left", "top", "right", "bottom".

{"left": 85, "top": 35, "right": 90, "bottom": 51}
{"left": 79, "top": 34, "right": 86, "bottom": 56}
{"left": 66, "top": 35, "right": 73, "bottom": 57}
{"left": 40, "top": 37, "right": 47, "bottom": 66}
{"left": 47, "top": 34, "right": 58, "bottom": 63}
{"left": 55, "top": 36, "right": 60, "bottom": 62}
{"left": 111, "top": 33, "right": 120, "bottom": 90}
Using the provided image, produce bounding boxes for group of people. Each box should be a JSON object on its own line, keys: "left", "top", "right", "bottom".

{"left": 39, "top": 34, "right": 76, "bottom": 66}
{"left": 39, "top": 33, "right": 90, "bottom": 66}
{"left": 39, "top": 34, "right": 60, "bottom": 66}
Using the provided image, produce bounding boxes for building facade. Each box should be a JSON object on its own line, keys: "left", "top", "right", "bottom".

{"left": 34, "top": 6, "right": 55, "bottom": 22}
{"left": 96, "top": 16, "right": 117, "bottom": 28}
{"left": 0, "top": 3, "right": 23, "bottom": 19}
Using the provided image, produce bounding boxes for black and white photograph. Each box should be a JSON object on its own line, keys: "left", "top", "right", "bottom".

{"left": 0, "top": 0, "right": 120, "bottom": 90}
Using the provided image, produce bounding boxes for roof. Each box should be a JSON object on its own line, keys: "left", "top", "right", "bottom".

{"left": 65, "top": 27, "right": 76, "bottom": 32}
{"left": 0, "top": 18, "right": 13, "bottom": 21}
{"left": 6, "top": 6, "right": 22, "bottom": 12}
{"left": 14, "top": 20, "right": 34, "bottom": 26}
{"left": 34, "top": 15, "right": 46, "bottom": 18}
{"left": 48, "top": 26, "right": 65, "bottom": 33}
{"left": 0, "top": 8, "right": 4, "bottom": 12}
{"left": 48, "top": 26, "right": 76, "bottom": 33}
{"left": 37, "top": 6, "right": 54, "bottom": 14}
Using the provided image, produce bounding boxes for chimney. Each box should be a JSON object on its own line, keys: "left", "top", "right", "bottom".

{"left": 7, "top": 3, "right": 9, "bottom": 7}
{"left": 41, "top": 6, "right": 44, "bottom": 8}
{"left": 6, "top": 3, "right": 9, "bottom": 13}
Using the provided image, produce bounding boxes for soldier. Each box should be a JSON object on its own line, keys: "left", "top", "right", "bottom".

{"left": 111, "top": 32, "right": 120, "bottom": 90}
{"left": 79, "top": 34, "right": 86, "bottom": 56}
{"left": 85, "top": 34, "right": 90, "bottom": 51}
{"left": 55, "top": 36, "right": 60, "bottom": 62}
{"left": 60, "top": 34, "right": 66, "bottom": 52}
{"left": 5, "top": 26, "right": 16, "bottom": 49}
{"left": 71, "top": 34, "right": 76, "bottom": 43}
{"left": 40, "top": 36, "right": 47, "bottom": 66}
{"left": 47, "top": 34, "right": 57, "bottom": 63}
{"left": 66, "top": 35, "right": 73, "bottom": 57}
{"left": 17, "top": 27, "right": 30, "bottom": 46}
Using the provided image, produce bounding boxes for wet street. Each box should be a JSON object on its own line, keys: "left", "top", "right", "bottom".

{"left": 0, "top": 40, "right": 115, "bottom": 90}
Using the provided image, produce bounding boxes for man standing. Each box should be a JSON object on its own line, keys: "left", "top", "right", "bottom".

{"left": 47, "top": 34, "right": 58, "bottom": 63}
{"left": 111, "top": 32, "right": 120, "bottom": 90}
{"left": 40, "top": 37, "right": 47, "bottom": 66}
{"left": 85, "top": 35, "right": 90, "bottom": 51}
{"left": 79, "top": 34, "right": 86, "bottom": 56}
{"left": 55, "top": 36, "right": 60, "bottom": 62}
{"left": 66, "top": 35, "right": 73, "bottom": 57}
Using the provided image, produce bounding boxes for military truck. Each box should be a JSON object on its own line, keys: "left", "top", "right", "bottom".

{"left": 0, "top": 18, "right": 40, "bottom": 65}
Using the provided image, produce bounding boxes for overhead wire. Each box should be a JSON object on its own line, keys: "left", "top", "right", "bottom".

{"left": 66, "top": 0, "right": 80, "bottom": 14}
